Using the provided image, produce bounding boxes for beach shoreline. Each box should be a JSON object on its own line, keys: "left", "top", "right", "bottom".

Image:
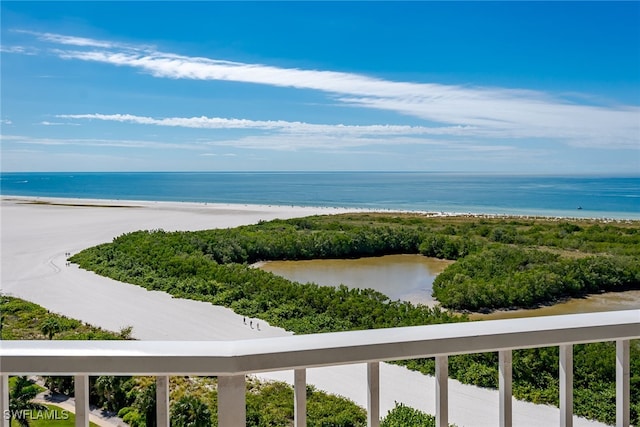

{"left": 0, "top": 195, "right": 611, "bottom": 426}
{"left": 0, "top": 195, "right": 370, "bottom": 216}
{"left": 1, "top": 195, "right": 359, "bottom": 339}
{"left": 3, "top": 194, "right": 638, "bottom": 223}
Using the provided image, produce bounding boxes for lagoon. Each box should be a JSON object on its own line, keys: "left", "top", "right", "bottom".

{"left": 260, "top": 254, "right": 640, "bottom": 317}
{"left": 259, "top": 254, "right": 452, "bottom": 306}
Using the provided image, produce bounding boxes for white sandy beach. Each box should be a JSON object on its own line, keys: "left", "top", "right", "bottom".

{"left": 0, "top": 196, "right": 606, "bottom": 426}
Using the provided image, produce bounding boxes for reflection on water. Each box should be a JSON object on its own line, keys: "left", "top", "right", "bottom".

{"left": 259, "top": 254, "right": 452, "bottom": 305}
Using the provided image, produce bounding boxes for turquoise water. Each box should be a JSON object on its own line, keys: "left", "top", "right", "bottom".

{"left": 1, "top": 172, "right": 638, "bottom": 219}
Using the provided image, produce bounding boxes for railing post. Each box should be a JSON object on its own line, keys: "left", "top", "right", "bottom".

{"left": 367, "top": 362, "right": 380, "bottom": 427}
{"left": 156, "top": 376, "right": 170, "bottom": 427}
{"left": 294, "top": 369, "right": 306, "bottom": 427}
{"left": 499, "top": 350, "right": 512, "bottom": 427}
{"left": 218, "top": 375, "right": 246, "bottom": 427}
{"left": 435, "top": 355, "right": 448, "bottom": 427}
{"left": 559, "top": 345, "right": 573, "bottom": 427}
{"left": 1, "top": 374, "right": 9, "bottom": 427}
{"left": 616, "top": 340, "right": 630, "bottom": 427}
{"left": 74, "top": 375, "right": 89, "bottom": 427}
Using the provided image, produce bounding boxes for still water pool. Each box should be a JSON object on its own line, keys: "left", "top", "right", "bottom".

{"left": 259, "top": 254, "right": 452, "bottom": 306}
{"left": 260, "top": 254, "right": 640, "bottom": 316}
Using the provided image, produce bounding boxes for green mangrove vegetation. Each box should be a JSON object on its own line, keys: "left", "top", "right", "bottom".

{"left": 1, "top": 295, "right": 441, "bottom": 426}
{"left": 68, "top": 213, "right": 640, "bottom": 425}
{"left": 380, "top": 403, "right": 447, "bottom": 427}
{"left": 72, "top": 213, "right": 640, "bottom": 314}
{"left": 0, "top": 296, "right": 130, "bottom": 341}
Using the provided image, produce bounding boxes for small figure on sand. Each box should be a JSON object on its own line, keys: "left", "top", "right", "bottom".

{"left": 250, "top": 320, "right": 253, "bottom": 329}
{"left": 243, "top": 316, "right": 246, "bottom": 324}
{"left": 257, "top": 322, "right": 260, "bottom": 331}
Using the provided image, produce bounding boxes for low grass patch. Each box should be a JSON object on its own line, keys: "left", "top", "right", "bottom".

{"left": 9, "top": 404, "right": 99, "bottom": 427}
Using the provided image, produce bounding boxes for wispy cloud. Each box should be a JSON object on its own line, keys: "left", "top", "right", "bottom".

{"left": 16, "top": 31, "right": 640, "bottom": 149}
{"left": 50, "top": 114, "right": 469, "bottom": 151}
{"left": 200, "top": 152, "right": 237, "bottom": 157}
{"left": 57, "top": 113, "right": 473, "bottom": 137}
{"left": 1, "top": 119, "right": 13, "bottom": 125}
{"left": 0, "top": 134, "right": 203, "bottom": 151}
{"left": 40, "top": 121, "right": 80, "bottom": 126}
{"left": 1, "top": 129, "right": 503, "bottom": 154}
{"left": 199, "top": 133, "right": 510, "bottom": 152}
{"left": 16, "top": 30, "right": 130, "bottom": 49}
{"left": 0, "top": 45, "right": 39, "bottom": 55}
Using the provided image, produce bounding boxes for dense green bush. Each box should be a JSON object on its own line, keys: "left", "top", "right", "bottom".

{"left": 170, "top": 395, "right": 212, "bottom": 427}
{"left": 1, "top": 296, "right": 372, "bottom": 427}
{"left": 73, "top": 215, "right": 640, "bottom": 316}
{"left": 432, "top": 245, "right": 640, "bottom": 310}
{"left": 69, "top": 213, "right": 640, "bottom": 425}
{"left": 0, "top": 296, "right": 124, "bottom": 341}
{"left": 72, "top": 226, "right": 463, "bottom": 334}
{"left": 119, "top": 378, "right": 367, "bottom": 427}
{"left": 380, "top": 403, "right": 448, "bottom": 427}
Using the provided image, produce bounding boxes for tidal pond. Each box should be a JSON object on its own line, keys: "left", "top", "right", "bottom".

{"left": 260, "top": 254, "right": 640, "bottom": 317}
{"left": 259, "top": 254, "right": 452, "bottom": 306}
{"left": 470, "top": 290, "right": 640, "bottom": 320}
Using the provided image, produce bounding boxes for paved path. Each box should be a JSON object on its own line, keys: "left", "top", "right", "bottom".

{"left": 31, "top": 376, "right": 125, "bottom": 427}
{"left": 33, "top": 393, "right": 125, "bottom": 427}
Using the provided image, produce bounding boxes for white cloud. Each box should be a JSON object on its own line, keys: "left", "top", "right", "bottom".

{"left": 0, "top": 130, "right": 487, "bottom": 154}
{"left": 199, "top": 153, "right": 237, "bottom": 157}
{"left": 0, "top": 45, "right": 39, "bottom": 55}
{"left": 51, "top": 113, "right": 471, "bottom": 151}
{"left": 18, "top": 30, "right": 126, "bottom": 49}
{"left": 1, "top": 119, "right": 13, "bottom": 125}
{"left": 14, "top": 31, "right": 640, "bottom": 150}
{"left": 200, "top": 133, "right": 477, "bottom": 152}
{"left": 0, "top": 134, "right": 203, "bottom": 151}
{"left": 40, "top": 121, "right": 80, "bottom": 126}
{"left": 57, "top": 113, "right": 473, "bottom": 138}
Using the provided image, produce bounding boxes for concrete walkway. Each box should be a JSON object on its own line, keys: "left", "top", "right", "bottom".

{"left": 32, "top": 379, "right": 125, "bottom": 427}
{"left": 33, "top": 393, "right": 125, "bottom": 427}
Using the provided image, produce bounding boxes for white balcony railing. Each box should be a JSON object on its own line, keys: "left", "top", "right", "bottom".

{"left": 1, "top": 310, "right": 638, "bottom": 427}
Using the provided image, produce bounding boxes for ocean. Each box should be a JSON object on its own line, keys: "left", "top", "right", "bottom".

{"left": 1, "top": 172, "right": 638, "bottom": 219}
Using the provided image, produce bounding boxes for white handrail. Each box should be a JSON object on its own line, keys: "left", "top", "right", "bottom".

{"left": 2, "top": 310, "right": 638, "bottom": 375}
{"left": 1, "top": 310, "right": 637, "bottom": 427}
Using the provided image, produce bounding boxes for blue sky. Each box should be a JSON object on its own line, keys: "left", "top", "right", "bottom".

{"left": 1, "top": 1, "right": 639, "bottom": 173}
